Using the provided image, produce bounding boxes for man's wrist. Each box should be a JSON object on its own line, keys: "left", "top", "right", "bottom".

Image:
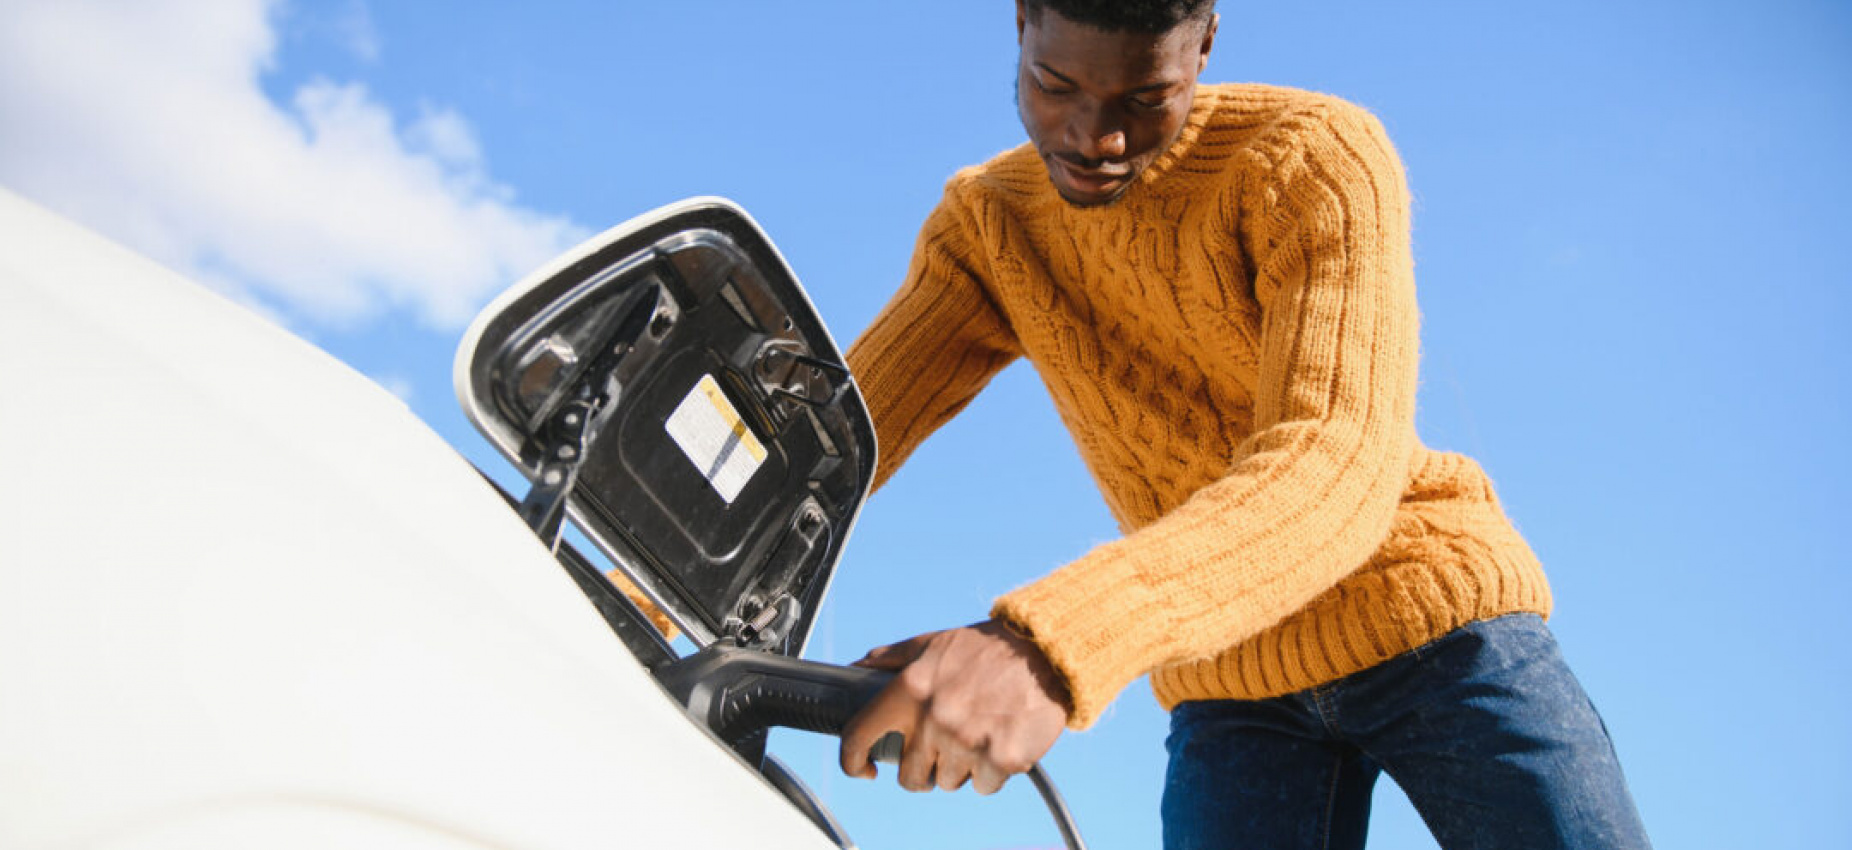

{"left": 986, "top": 616, "right": 1073, "bottom": 715}
{"left": 992, "top": 614, "right": 1037, "bottom": 643}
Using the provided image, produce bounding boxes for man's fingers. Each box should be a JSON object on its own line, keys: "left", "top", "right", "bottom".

{"left": 932, "top": 738, "right": 976, "bottom": 792}
{"left": 843, "top": 621, "right": 1068, "bottom": 797}
{"left": 840, "top": 657, "right": 941, "bottom": 781}
{"left": 840, "top": 681, "right": 916, "bottom": 780}
{"left": 972, "top": 759, "right": 1011, "bottom": 796}
{"left": 896, "top": 730, "right": 938, "bottom": 793}
{"left": 841, "top": 635, "right": 933, "bottom": 780}
{"left": 837, "top": 726, "right": 879, "bottom": 780}
{"left": 839, "top": 707, "right": 897, "bottom": 779}
{"left": 838, "top": 719, "right": 887, "bottom": 779}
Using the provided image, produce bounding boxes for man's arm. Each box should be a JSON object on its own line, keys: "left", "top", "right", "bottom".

{"left": 841, "top": 98, "right": 1421, "bottom": 789}
{"left": 846, "top": 177, "right": 1021, "bottom": 493}
{"left": 834, "top": 177, "right": 1039, "bottom": 793}
{"left": 993, "top": 98, "right": 1421, "bottom": 727}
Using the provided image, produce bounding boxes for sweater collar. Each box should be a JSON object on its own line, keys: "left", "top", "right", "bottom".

{"left": 1136, "top": 85, "right": 1216, "bottom": 196}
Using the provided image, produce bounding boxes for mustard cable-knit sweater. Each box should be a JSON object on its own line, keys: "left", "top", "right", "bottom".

{"left": 844, "top": 83, "right": 1552, "bottom": 729}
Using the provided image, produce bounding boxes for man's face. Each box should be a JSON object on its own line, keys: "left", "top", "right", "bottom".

{"left": 1016, "top": 5, "right": 1217, "bottom": 207}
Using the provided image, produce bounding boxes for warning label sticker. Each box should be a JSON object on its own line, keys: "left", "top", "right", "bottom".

{"left": 665, "top": 374, "right": 766, "bottom": 504}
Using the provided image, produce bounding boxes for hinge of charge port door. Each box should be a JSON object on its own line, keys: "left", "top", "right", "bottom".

{"left": 513, "top": 281, "right": 676, "bottom": 550}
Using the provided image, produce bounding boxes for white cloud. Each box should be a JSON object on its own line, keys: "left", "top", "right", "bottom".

{"left": 0, "top": 0, "right": 585, "bottom": 329}
{"left": 327, "top": 0, "right": 383, "bottom": 63}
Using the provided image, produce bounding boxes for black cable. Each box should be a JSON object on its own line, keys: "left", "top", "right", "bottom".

{"left": 874, "top": 735, "right": 1087, "bottom": 850}
{"left": 1028, "top": 764, "right": 1088, "bottom": 850}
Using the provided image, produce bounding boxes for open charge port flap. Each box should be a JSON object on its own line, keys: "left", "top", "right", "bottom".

{"left": 457, "top": 197, "right": 876, "bottom": 659}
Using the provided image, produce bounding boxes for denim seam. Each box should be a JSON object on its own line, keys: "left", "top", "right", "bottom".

{"left": 1319, "top": 750, "right": 1343, "bottom": 850}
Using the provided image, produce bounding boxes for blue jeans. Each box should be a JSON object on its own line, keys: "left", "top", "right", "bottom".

{"left": 1162, "top": 614, "right": 1650, "bottom": 849}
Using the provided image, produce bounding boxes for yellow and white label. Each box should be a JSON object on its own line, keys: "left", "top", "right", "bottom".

{"left": 665, "top": 374, "right": 766, "bottom": 504}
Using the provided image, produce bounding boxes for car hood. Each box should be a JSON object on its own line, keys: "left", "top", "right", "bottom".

{"left": 0, "top": 187, "right": 835, "bottom": 850}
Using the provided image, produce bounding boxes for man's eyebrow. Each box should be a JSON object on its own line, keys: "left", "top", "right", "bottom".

{"left": 1031, "top": 62, "right": 1178, "bottom": 95}
{"left": 1032, "top": 62, "right": 1077, "bottom": 85}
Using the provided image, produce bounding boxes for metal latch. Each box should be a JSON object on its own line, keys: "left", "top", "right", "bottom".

{"left": 719, "top": 499, "right": 829, "bottom": 650}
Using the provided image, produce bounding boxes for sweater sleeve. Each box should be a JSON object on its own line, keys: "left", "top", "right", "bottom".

{"left": 992, "top": 101, "right": 1420, "bottom": 728}
{"left": 847, "top": 178, "right": 1022, "bottom": 493}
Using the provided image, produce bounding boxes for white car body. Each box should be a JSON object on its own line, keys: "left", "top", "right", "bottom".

{"left": 0, "top": 188, "right": 836, "bottom": 850}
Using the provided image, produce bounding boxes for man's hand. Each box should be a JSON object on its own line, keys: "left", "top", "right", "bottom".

{"left": 839, "top": 619, "right": 1069, "bottom": 795}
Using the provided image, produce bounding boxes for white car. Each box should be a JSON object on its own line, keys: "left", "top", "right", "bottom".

{"left": 0, "top": 188, "right": 960, "bottom": 850}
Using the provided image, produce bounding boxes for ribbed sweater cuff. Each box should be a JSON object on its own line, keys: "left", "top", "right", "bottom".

{"left": 991, "top": 542, "right": 1164, "bottom": 730}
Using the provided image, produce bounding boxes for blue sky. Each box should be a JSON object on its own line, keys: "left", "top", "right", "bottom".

{"left": 3, "top": 1, "right": 1848, "bottom": 847}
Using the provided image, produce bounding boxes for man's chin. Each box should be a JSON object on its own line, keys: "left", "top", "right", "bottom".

{"left": 1055, "top": 185, "right": 1128, "bottom": 208}
{"left": 1045, "top": 159, "right": 1135, "bottom": 208}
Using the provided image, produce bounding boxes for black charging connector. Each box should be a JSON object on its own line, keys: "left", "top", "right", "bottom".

{"left": 657, "top": 644, "right": 1087, "bottom": 850}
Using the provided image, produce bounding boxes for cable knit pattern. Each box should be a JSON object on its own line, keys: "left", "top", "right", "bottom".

{"left": 846, "top": 84, "right": 1550, "bottom": 729}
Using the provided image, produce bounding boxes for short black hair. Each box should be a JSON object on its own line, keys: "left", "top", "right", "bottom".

{"left": 1021, "top": 0, "right": 1216, "bottom": 34}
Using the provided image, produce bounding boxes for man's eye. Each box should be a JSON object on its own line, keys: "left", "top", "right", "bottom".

{"left": 1129, "top": 96, "right": 1167, "bottom": 112}
{"left": 1032, "top": 77, "right": 1072, "bottom": 96}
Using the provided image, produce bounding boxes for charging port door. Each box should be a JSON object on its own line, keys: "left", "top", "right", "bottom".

{"left": 455, "top": 197, "right": 877, "bottom": 657}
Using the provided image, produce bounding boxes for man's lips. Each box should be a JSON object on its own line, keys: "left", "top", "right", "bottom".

{"left": 1051, "top": 156, "right": 1131, "bottom": 193}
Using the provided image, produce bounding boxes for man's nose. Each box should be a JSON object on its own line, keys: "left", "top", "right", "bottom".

{"left": 1071, "top": 105, "right": 1127, "bottom": 161}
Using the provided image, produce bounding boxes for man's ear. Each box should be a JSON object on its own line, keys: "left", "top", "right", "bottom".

{"left": 1016, "top": 0, "right": 1028, "bottom": 44}
{"left": 1198, "top": 13, "right": 1219, "bottom": 73}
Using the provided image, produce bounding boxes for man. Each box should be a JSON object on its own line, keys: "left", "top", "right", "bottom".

{"left": 838, "top": 1, "right": 1650, "bottom": 848}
